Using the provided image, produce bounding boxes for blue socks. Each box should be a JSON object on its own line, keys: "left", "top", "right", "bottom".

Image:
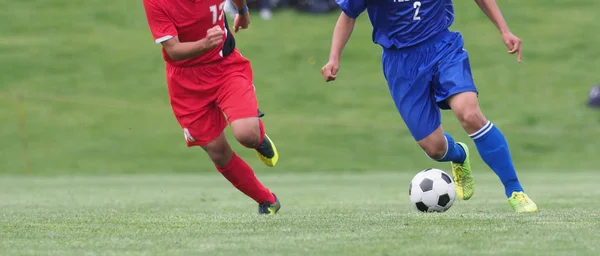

{"left": 435, "top": 133, "right": 467, "bottom": 164}
{"left": 470, "top": 121, "right": 524, "bottom": 197}
{"left": 430, "top": 122, "right": 524, "bottom": 197}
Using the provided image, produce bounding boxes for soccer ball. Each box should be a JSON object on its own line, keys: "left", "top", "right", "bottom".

{"left": 409, "top": 168, "right": 456, "bottom": 212}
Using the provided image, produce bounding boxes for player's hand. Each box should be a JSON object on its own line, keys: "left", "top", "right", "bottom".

{"left": 502, "top": 32, "right": 522, "bottom": 63}
{"left": 203, "top": 26, "right": 225, "bottom": 50}
{"left": 234, "top": 12, "right": 250, "bottom": 33}
{"left": 321, "top": 60, "right": 339, "bottom": 82}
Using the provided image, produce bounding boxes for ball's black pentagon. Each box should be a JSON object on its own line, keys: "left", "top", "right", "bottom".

{"left": 409, "top": 183, "right": 412, "bottom": 195}
{"left": 415, "top": 201, "right": 429, "bottom": 212}
{"left": 441, "top": 172, "right": 452, "bottom": 184}
{"left": 438, "top": 194, "right": 451, "bottom": 207}
{"left": 423, "top": 168, "right": 433, "bottom": 172}
{"left": 419, "top": 178, "right": 433, "bottom": 192}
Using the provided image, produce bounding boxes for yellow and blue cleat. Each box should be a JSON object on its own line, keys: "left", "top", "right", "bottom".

{"left": 508, "top": 192, "right": 538, "bottom": 213}
{"left": 258, "top": 193, "right": 281, "bottom": 215}
{"left": 451, "top": 142, "right": 475, "bottom": 200}
{"left": 255, "top": 134, "right": 278, "bottom": 167}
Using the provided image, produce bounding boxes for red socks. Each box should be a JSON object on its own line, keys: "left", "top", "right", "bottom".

{"left": 216, "top": 152, "right": 275, "bottom": 204}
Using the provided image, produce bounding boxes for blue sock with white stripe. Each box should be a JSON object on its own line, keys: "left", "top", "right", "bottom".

{"left": 470, "top": 121, "right": 524, "bottom": 197}
{"left": 435, "top": 133, "right": 466, "bottom": 164}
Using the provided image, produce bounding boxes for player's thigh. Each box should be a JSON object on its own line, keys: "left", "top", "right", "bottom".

{"left": 167, "top": 67, "right": 228, "bottom": 148}
{"left": 216, "top": 54, "right": 259, "bottom": 124}
{"left": 177, "top": 103, "right": 228, "bottom": 147}
{"left": 393, "top": 90, "right": 442, "bottom": 142}
{"left": 432, "top": 32, "right": 478, "bottom": 110}
{"left": 382, "top": 50, "right": 441, "bottom": 142}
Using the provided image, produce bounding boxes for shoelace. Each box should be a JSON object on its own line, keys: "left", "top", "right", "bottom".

{"left": 454, "top": 166, "right": 464, "bottom": 184}
{"left": 514, "top": 193, "right": 528, "bottom": 204}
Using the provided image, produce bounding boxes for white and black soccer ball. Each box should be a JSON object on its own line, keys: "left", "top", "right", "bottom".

{"left": 409, "top": 168, "right": 456, "bottom": 212}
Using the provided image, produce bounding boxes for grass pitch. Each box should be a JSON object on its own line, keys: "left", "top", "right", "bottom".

{"left": 1, "top": 1, "right": 600, "bottom": 255}
{"left": 1, "top": 172, "right": 599, "bottom": 256}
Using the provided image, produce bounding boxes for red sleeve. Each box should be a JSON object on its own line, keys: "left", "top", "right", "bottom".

{"left": 142, "top": 0, "right": 178, "bottom": 44}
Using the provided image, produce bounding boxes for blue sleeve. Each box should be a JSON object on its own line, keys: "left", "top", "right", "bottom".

{"left": 335, "top": 0, "right": 367, "bottom": 19}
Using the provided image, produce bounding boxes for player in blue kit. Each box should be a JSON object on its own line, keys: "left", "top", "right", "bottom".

{"left": 321, "top": 0, "right": 537, "bottom": 213}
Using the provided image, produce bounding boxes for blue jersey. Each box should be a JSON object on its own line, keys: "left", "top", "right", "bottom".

{"left": 336, "top": 0, "right": 455, "bottom": 49}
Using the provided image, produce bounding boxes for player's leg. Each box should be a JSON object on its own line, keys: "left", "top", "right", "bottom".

{"left": 416, "top": 125, "right": 472, "bottom": 201}
{"left": 435, "top": 31, "right": 536, "bottom": 212}
{"left": 168, "top": 66, "right": 278, "bottom": 215}
{"left": 447, "top": 93, "right": 521, "bottom": 195}
{"left": 447, "top": 93, "right": 536, "bottom": 212}
{"left": 218, "top": 51, "right": 279, "bottom": 168}
{"left": 226, "top": 117, "right": 281, "bottom": 214}
{"left": 215, "top": 51, "right": 280, "bottom": 214}
{"left": 418, "top": 126, "right": 466, "bottom": 165}
{"left": 406, "top": 99, "right": 472, "bottom": 201}
{"left": 180, "top": 108, "right": 279, "bottom": 215}
{"left": 382, "top": 45, "right": 472, "bottom": 200}
{"left": 229, "top": 117, "right": 277, "bottom": 164}
{"left": 200, "top": 131, "right": 279, "bottom": 215}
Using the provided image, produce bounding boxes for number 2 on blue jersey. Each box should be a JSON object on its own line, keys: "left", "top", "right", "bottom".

{"left": 413, "top": 1, "right": 421, "bottom": 20}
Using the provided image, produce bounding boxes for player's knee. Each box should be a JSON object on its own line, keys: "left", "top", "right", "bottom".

{"left": 233, "top": 128, "right": 261, "bottom": 148}
{"left": 417, "top": 127, "right": 447, "bottom": 160}
{"left": 422, "top": 144, "right": 447, "bottom": 160}
{"left": 231, "top": 117, "right": 261, "bottom": 148}
{"left": 457, "top": 110, "right": 487, "bottom": 130}
{"left": 419, "top": 138, "right": 447, "bottom": 160}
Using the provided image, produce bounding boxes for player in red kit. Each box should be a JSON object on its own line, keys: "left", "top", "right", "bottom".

{"left": 142, "top": 0, "right": 281, "bottom": 215}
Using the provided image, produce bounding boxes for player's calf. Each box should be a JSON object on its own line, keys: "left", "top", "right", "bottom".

{"left": 202, "top": 133, "right": 235, "bottom": 167}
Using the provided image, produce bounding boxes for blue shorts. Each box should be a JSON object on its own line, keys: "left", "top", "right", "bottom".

{"left": 382, "top": 30, "right": 477, "bottom": 141}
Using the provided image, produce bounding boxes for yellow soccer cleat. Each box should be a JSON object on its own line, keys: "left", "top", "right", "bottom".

{"left": 508, "top": 192, "right": 538, "bottom": 213}
{"left": 451, "top": 142, "right": 475, "bottom": 200}
{"left": 255, "top": 134, "right": 278, "bottom": 167}
{"left": 258, "top": 193, "right": 281, "bottom": 215}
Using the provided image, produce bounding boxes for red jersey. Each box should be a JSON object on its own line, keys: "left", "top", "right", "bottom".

{"left": 142, "top": 0, "right": 232, "bottom": 67}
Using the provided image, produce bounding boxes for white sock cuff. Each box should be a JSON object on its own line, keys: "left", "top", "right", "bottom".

{"left": 469, "top": 121, "right": 493, "bottom": 140}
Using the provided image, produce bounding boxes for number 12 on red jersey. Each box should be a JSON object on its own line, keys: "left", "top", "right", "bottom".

{"left": 209, "top": 2, "right": 226, "bottom": 25}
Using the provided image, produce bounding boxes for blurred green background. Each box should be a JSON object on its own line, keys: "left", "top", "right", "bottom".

{"left": 1, "top": 0, "right": 599, "bottom": 175}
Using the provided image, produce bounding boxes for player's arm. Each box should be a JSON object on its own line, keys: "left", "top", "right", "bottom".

{"left": 321, "top": 0, "right": 366, "bottom": 82}
{"left": 161, "top": 31, "right": 223, "bottom": 61}
{"left": 329, "top": 13, "right": 356, "bottom": 67}
{"left": 230, "top": 0, "right": 247, "bottom": 13}
{"left": 231, "top": 0, "right": 250, "bottom": 32}
{"left": 474, "top": 0, "right": 523, "bottom": 62}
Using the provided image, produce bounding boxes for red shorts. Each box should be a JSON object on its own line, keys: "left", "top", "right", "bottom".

{"left": 166, "top": 49, "right": 258, "bottom": 147}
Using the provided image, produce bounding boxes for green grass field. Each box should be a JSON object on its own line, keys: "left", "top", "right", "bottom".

{"left": 1, "top": 172, "right": 599, "bottom": 256}
{"left": 1, "top": 0, "right": 600, "bottom": 255}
